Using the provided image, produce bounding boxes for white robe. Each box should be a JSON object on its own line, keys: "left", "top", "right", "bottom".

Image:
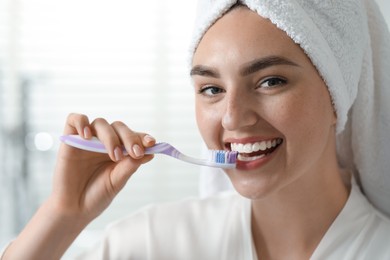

{"left": 75, "top": 180, "right": 390, "bottom": 260}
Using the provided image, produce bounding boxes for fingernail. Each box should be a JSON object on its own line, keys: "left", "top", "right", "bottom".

{"left": 83, "top": 127, "right": 91, "bottom": 139}
{"left": 132, "top": 144, "right": 143, "bottom": 158}
{"left": 114, "top": 147, "right": 123, "bottom": 162}
{"left": 144, "top": 135, "right": 155, "bottom": 143}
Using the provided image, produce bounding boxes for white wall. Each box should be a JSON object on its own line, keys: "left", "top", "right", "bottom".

{"left": 376, "top": 0, "right": 390, "bottom": 26}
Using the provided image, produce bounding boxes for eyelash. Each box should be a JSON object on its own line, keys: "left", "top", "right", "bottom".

{"left": 257, "top": 76, "right": 287, "bottom": 89}
{"left": 198, "top": 85, "right": 224, "bottom": 97}
{"left": 197, "top": 76, "right": 287, "bottom": 97}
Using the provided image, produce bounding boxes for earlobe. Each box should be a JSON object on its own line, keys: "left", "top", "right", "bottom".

{"left": 332, "top": 110, "right": 338, "bottom": 125}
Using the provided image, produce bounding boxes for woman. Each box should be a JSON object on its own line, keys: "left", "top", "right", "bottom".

{"left": 2, "top": 0, "right": 390, "bottom": 259}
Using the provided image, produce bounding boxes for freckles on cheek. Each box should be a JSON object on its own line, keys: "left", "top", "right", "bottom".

{"left": 269, "top": 94, "right": 312, "bottom": 138}
{"left": 268, "top": 98, "right": 298, "bottom": 129}
{"left": 284, "top": 90, "right": 331, "bottom": 141}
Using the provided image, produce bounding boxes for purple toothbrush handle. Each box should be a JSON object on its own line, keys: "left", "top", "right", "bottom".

{"left": 145, "top": 143, "right": 181, "bottom": 158}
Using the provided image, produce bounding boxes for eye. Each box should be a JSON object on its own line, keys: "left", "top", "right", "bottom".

{"left": 198, "top": 85, "right": 225, "bottom": 97}
{"left": 258, "top": 77, "right": 287, "bottom": 89}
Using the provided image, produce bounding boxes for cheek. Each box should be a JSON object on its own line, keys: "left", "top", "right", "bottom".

{"left": 274, "top": 84, "right": 335, "bottom": 163}
{"left": 195, "top": 101, "right": 221, "bottom": 146}
{"left": 273, "top": 83, "right": 334, "bottom": 133}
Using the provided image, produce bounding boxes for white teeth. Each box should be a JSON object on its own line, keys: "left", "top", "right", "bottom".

{"left": 253, "top": 142, "right": 261, "bottom": 152}
{"left": 231, "top": 138, "right": 282, "bottom": 154}
{"left": 237, "top": 154, "right": 266, "bottom": 161}
{"left": 243, "top": 143, "right": 252, "bottom": 153}
{"left": 235, "top": 143, "right": 244, "bottom": 152}
{"left": 259, "top": 141, "right": 267, "bottom": 151}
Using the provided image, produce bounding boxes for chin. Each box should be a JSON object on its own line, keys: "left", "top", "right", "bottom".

{"left": 228, "top": 173, "right": 276, "bottom": 200}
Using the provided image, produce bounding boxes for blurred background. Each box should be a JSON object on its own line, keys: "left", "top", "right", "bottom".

{"left": 0, "top": 0, "right": 389, "bottom": 258}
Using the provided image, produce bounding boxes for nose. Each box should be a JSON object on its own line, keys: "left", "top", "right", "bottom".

{"left": 222, "top": 92, "right": 259, "bottom": 131}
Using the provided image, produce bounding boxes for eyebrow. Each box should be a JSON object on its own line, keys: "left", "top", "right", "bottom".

{"left": 240, "top": 56, "right": 299, "bottom": 76}
{"left": 190, "top": 55, "right": 299, "bottom": 78}
{"left": 190, "top": 65, "right": 220, "bottom": 78}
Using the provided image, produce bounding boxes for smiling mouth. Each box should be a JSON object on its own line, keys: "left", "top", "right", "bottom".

{"left": 229, "top": 138, "right": 283, "bottom": 162}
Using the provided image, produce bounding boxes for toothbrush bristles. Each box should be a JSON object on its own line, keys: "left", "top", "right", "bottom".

{"left": 228, "top": 151, "right": 238, "bottom": 164}
{"left": 210, "top": 150, "right": 238, "bottom": 164}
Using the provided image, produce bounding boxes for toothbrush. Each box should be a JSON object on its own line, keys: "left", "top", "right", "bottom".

{"left": 60, "top": 135, "right": 237, "bottom": 169}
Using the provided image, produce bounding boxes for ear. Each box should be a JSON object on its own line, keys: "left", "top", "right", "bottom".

{"left": 331, "top": 108, "right": 337, "bottom": 126}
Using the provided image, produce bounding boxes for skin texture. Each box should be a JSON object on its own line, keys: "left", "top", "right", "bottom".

{"left": 191, "top": 6, "right": 349, "bottom": 259}
{"left": 3, "top": 5, "right": 349, "bottom": 260}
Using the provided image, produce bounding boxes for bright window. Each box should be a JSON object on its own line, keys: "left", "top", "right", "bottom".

{"left": 0, "top": 0, "right": 202, "bottom": 257}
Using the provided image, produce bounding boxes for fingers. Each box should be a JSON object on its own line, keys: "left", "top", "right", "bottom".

{"left": 63, "top": 113, "right": 92, "bottom": 139}
{"left": 111, "top": 121, "right": 156, "bottom": 160}
{"left": 63, "top": 113, "right": 156, "bottom": 163}
{"left": 90, "top": 118, "right": 123, "bottom": 162}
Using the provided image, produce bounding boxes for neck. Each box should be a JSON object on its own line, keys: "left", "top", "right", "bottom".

{"left": 251, "top": 168, "right": 350, "bottom": 260}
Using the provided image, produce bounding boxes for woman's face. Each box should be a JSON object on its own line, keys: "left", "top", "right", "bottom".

{"left": 191, "top": 6, "right": 337, "bottom": 199}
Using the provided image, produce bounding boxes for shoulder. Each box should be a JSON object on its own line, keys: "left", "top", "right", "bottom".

{"left": 358, "top": 204, "right": 390, "bottom": 258}
{"left": 339, "top": 202, "right": 390, "bottom": 260}
{"left": 312, "top": 182, "right": 390, "bottom": 259}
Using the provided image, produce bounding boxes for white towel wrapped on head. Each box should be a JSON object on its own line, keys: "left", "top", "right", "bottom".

{"left": 192, "top": 0, "right": 390, "bottom": 217}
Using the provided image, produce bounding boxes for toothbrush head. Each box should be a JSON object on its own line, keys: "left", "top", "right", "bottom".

{"left": 209, "top": 150, "right": 238, "bottom": 165}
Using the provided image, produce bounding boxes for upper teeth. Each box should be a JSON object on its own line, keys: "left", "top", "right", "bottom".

{"left": 231, "top": 139, "right": 282, "bottom": 153}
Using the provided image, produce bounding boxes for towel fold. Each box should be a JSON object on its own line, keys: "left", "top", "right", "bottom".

{"left": 192, "top": 0, "right": 390, "bottom": 216}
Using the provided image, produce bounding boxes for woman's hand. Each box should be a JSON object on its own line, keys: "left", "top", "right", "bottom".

{"left": 1, "top": 113, "right": 155, "bottom": 260}
{"left": 51, "top": 113, "right": 155, "bottom": 222}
